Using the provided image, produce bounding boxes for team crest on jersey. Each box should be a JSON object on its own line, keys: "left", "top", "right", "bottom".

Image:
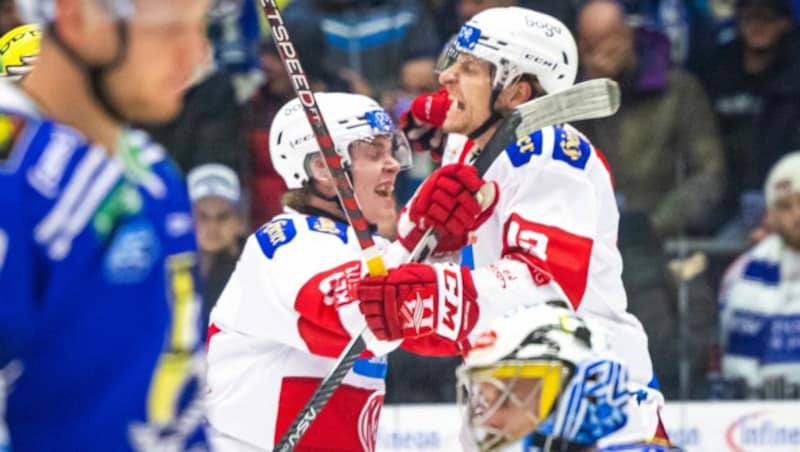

{"left": 307, "top": 216, "right": 348, "bottom": 244}
{"left": 505, "top": 130, "right": 543, "bottom": 168}
{"left": 256, "top": 218, "right": 297, "bottom": 259}
{"left": 0, "top": 112, "right": 25, "bottom": 164}
{"left": 358, "top": 391, "right": 384, "bottom": 452}
{"left": 553, "top": 128, "right": 590, "bottom": 170}
{"left": 103, "top": 220, "right": 161, "bottom": 284}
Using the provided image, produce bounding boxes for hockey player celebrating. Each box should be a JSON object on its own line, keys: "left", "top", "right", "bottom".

{"left": 0, "top": 0, "right": 211, "bottom": 450}
{"left": 358, "top": 6, "right": 669, "bottom": 445}
{"left": 205, "top": 92, "right": 492, "bottom": 451}
{"left": 458, "top": 302, "right": 682, "bottom": 452}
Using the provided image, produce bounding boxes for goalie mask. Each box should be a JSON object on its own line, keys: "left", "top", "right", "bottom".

{"left": 457, "top": 301, "right": 630, "bottom": 452}
{"left": 0, "top": 24, "right": 41, "bottom": 81}
{"left": 436, "top": 7, "right": 578, "bottom": 95}
{"left": 269, "top": 92, "right": 412, "bottom": 190}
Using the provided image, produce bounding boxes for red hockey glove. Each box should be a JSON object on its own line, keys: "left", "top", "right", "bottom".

{"left": 397, "top": 163, "right": 498, "bottom": 255}
{"left": 358, "top": 263, "right": 478, "bottom": 342}
{"left": 400, "top": 87, "right": 451, "bottom": 162}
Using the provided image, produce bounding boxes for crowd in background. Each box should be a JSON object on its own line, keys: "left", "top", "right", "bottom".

{"left": 4, "top": 0, "right": 799, "bottom": 402}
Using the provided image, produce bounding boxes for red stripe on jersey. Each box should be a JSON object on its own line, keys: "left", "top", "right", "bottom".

{"left": 295, "top": 260, "right": 362, "bottom": 358}
{"left": 458, "top": 139, "right": 476, "bottom": 164}
{"left": 206, "top": 322, "right": 221, "bottom": 350}
{"left": 591, "top": 145, "right": 615, "bottom": 188}
{"left": 274, "top": 377, "right": 383, "bottom": 451}
{"left": 502, "top": 213, "right": 593, "bottom": 308}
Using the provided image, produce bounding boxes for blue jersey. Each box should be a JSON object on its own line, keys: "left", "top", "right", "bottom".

{"left": 0, "top": 81, "right": 208, "bottom": 451}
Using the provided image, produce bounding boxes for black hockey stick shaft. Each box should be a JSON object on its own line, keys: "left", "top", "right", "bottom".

{"left": 259, "top": 1, "right": 384, "bottom": 451}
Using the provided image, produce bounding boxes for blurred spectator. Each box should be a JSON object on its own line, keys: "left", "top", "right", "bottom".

{"left": 432, "top": 0, "right": 585, "bottom": 46}
{"left": 208, "top": 0, "right": 265, "bottom": 103}
{"left": 0, "top": 0, "right": 21, "bottom": 36}
{"left": 144, "top": 67, "right": 245, "bottom": 174}
{"left": 575, "top": 0, "right": 723, "bottom": 399}
{"left": 719, "top": 152, "right": 800, "bottom": 399}
{"left": 282, "top": 0, "right": 440, "bottom": 100}
{"left": 695, "top": 0, "right": 800, "bottom": 241}
{"left": 188, "top": 164, "right": 245, "bottom": 312}
{"left": 575, "top": 0, "right": 725, "bottom": 239}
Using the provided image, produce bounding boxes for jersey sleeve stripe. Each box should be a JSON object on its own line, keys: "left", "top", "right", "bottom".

{"left": 45, "top": 159, "right": 123, "bottom": 260}
{"left": 34, "top": 147, "right": 105, "bottom": 245}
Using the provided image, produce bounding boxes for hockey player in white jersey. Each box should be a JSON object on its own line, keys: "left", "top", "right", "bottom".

{"left": 458, "top": 302, "right": 682, "bottom": 452}
{"left": 720, "top": 151, "right": 800, "bottom": 398}
{"left": 357, "top": 6, "right": 670, "bottom": 446}
{"left": 205, "top": 92, "right": 492, "bottom": 451}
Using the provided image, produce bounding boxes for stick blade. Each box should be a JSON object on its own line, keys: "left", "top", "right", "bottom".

{"left": 514, "top": 78, "right": 621, "bottom": 137}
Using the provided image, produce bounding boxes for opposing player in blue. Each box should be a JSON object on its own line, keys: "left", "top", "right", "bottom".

{"left": 458, "top": 302, "right": 683, "bottom": 452}
{"left": 0, "top": 0, "right": 211, "bottom": 450}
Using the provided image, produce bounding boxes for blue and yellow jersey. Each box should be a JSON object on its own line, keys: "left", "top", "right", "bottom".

{"left": 0, "top": 81, "right": 207, "bottom": 451}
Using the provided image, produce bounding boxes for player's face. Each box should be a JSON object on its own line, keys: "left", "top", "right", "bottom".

{"left": 469, "top": 377, "right": 543, "bottom": 449}
{"left": 193, "top": 196, "right": 243, "bottom": 254}
{"left": 438, "top": 53, "right": 494, "bottom": 136}
{"left": 348, "top": 135, "right": 401, "bottom": 227}
{"left": 772, "top": 193, "right": 800, "bottom": 250}
{"left": 104, "top": 0, "right": 211, "bottom": 122}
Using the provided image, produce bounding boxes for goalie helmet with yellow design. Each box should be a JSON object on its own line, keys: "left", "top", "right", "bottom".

{"left": 0, "top": 24, "right": 41, "bottom": 81}
{"left": 457, "top": 301, "right": 631, "bottom": 452}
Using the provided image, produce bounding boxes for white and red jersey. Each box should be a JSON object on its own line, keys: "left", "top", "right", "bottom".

{"left": 205, "top": 210, "right": 406, "bottom": 451}
{"left": 444, "top": 126, "right": 664, "bottom": 444}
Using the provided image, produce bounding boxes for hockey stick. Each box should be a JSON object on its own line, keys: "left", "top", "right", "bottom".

{"left": 409, "top": 78, "right": 621, "bottom": 262}
{"left": 258, "top": 2, "right": 389, "bottom": 451}
{"left": 271, "top": 79, "right": 619, "bottom": 452}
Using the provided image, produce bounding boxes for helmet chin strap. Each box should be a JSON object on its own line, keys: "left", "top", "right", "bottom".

{"left": 47, "top": 20, "right": 130, "bottom": 122}
{"left": 467, "top": 86, "right": 503, "bottom": 141}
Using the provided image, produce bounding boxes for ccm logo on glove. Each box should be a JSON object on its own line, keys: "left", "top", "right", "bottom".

{"left": 358, "top": 263, "right": 478, "bottom": 343}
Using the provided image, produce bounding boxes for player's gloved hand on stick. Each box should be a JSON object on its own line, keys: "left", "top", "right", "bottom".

{"left": 358, "top": 262, "right": 478, "bottom": 342}
{"left": 400, "top": 87, "right": 451, "bottom": 162}
{"left": 397, "top": 163, "right": 498, "bottom": 255}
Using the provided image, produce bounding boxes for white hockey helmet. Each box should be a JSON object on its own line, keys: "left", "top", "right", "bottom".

{"left": 269, "top": 92, "right": 412, "bottom": 190}
{"left": 437, "top": 6, "right": 578, "bottom": 94}
{"left": 457, "top": 301, "right": 630, "bottom": 451}
{"left": 14, "top": 0, "right": 134, "bottom": 24}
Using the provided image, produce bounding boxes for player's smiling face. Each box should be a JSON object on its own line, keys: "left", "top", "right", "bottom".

{"left": 348, "top": 135, "right": 401, "bottom": 226}
{"left": 438, "top": 53, "right": 494, "bottom": 136}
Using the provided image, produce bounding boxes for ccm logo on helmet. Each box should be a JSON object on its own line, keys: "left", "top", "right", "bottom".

{"left": 523, "top": 54, "right": 559, "bottom": 72}
{"left": 524, "top": 16, "right": 563, "bottom": 38}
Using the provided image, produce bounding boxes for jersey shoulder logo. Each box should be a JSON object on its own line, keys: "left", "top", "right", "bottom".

{"left": 306, "top": 216, "right": 348, "bottom": 244}
{"left": 552, "top": 127, "right": 591, "bottom": 170}
{"left": 255, "top": 217, "right": 297, "bottom": 259}
{"left": 504, "top": 129, "right": 543, "bottom": 168}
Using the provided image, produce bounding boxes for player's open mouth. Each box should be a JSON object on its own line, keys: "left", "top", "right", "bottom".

{"left": 449, "top": 95, "right": 466, "bottom": 109}
{"left": 375, "top": 183, "right": 394, "bottom": 198}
